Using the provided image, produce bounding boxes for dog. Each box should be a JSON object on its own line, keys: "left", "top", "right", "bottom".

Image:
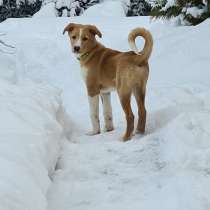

{"left": 63, "top": 23, "right": 153, "bottom": 141}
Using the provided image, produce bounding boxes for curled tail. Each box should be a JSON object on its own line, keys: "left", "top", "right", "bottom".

{"left": 128, "top": 28, "right": 153, "bottom": 65}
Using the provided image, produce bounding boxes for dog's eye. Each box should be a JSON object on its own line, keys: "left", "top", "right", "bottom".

{"left": 72, "top": 36, "right": 76, "bottom": 40}
{"left": 82, "top": 37, "right": 88, "bottom": 41}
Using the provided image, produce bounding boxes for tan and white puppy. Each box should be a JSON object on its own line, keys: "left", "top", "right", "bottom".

{"left": 63, "top": 23, "right": 153, "bottom": 141}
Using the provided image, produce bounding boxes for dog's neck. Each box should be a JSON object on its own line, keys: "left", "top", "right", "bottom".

{"left": 76, "top": 52, "right": 90, "bottom": 61}
{"left": 75, "top": 42, "right": 104, "bottom": 64}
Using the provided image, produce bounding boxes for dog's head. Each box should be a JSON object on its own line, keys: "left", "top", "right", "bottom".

{"left": 63, "top": 23, "right": 102, "bottom": 55}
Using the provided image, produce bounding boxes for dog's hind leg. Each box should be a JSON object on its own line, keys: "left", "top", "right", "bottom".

{"left": 118, "top": 91, "right": 134, "bottom": 141}
{"left": 133, "top": 85, "right": 146, "bottom": 134}
{"left": 87, "top": 95, "right": 100, "bottom": 135}
{"left": 101, "top": 92, "right": 114, "bottom": 132}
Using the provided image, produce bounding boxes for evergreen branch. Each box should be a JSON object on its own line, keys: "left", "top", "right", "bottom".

{"left": 150, "top": 0, "right": 210, "bottom": 25}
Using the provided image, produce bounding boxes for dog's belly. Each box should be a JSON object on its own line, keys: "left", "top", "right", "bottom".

{"left": 100, "top": 87, "right": 115, "bottom": 93}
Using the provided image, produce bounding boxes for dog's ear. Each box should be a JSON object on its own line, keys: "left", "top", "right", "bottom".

{"left": 88, "top": 25, "right": 102, "bottom": 38}
{"left": 63, "top": 23, "right": 76, "bottom": 35}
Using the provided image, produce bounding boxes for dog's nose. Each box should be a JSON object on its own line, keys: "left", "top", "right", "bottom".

{"left": 74, "top": 46, "right": 80, "bottom": 53}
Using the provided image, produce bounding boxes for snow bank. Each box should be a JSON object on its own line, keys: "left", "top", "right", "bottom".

{"left": 82, "top": 1, "right": 126, "bottom": 17}
{"left": 33, "top": 3, "right": 57, "bottom": 18}
{"left": 0, "top": 52, "right": 17, "bottom": 82}
{"left": 0, "top": 26, "right": 70, "bottom": 210}
{"left": 149, "top": 19, "right": 210, "bottom": 85}
{"left": 0, "top": 78, "right": 67, "bottom": 210}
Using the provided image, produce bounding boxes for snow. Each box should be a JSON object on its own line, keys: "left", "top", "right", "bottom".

{"left": 33, "top": 3, "right": 57, "bottom": 18}
{"left": 16, "top": 0, "right": 37, "bottom": 6}
{"left": 161, "top": 0, "right": 176, "bottom": 11}
{"left": 1, "top": 10, "right": 210, "bottom": 210}
{"left": 146, "top": 0, "right": 156, "bottom": 7}
{"left": 33, "top": 0, "right": 129, "bottom": 18}
{"left": 55, "top": 0, "right": 70, "bottom": 10}
{"left": 0, "top": 79, "right": 68, "bottom": 210}
{"left": 82, "top": 1, "right": 126, "bottom": 17}
{"left": 185, "top": 6, "right": 207, "bottom": 18}
{"left": 0, "top": 20, "right": 70, "bottom": 210}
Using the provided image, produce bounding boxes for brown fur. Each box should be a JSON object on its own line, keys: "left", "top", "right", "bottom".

{"left": 63, "top": 23, "right": 153, "bottom": 141}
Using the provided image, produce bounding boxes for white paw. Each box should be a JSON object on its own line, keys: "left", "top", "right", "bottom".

{"left": 86, "top": 130, "right": 100, "bottom": 136}
{"left": 104, "top": 126, "right": 114, "bottom": 132}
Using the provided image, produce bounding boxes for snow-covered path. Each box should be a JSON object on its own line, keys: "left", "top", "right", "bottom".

{"left": 46, "top": 18, "right": 210, "bottom": 210}
{"left": 1, "top": 16, "right": 210, "bottom": 210}
{"left": 47, "top": 85, "right": 210, "bottom": 210}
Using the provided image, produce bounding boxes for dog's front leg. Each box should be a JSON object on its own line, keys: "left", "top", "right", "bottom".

{"left": 87, "top": 95, "right": 100, "bottom": 135}
{"left": 101, "top": 92, "right": 114, "bottom": 132}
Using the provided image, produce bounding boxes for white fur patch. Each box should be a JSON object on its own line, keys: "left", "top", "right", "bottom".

{"left": 75, "top": 53, "right": 80, "bottom": 59}
{"left": 80, "top": 66, "right": 88, "bottom": 81}
{"left": 100, "top": 87, "right": 115, "bottom": 93}
{"left": 73, "top": 28, "right": 84, "bottom": 59}
{"left": 88, "top": 95, "right": 100, "bottom": 133}
{"left": 101, "top": 93, "right": 113, "bottom": 131}
{"left": 74, "top": 28, "right": 83, "bottom": 48}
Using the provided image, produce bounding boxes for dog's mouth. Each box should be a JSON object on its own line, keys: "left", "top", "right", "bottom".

{"left": 73, "top": 50, "right": 80, "bottom": 54}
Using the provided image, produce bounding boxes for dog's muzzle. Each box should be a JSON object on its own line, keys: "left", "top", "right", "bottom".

{"left": 74, "top": 46, "right": 80, "bottom": 53}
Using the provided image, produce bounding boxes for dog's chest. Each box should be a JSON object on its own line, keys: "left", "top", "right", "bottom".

{"left": 80, "top": 66, "right": 88, "bottom": 81}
